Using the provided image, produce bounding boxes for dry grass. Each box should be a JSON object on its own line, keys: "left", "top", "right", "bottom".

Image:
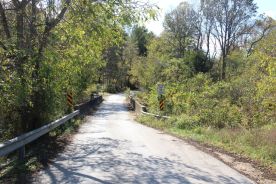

{"left": 136, "top": 115, "right": 276, "bottom": 172}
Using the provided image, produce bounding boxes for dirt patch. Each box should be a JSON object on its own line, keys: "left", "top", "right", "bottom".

{"left": 233, "top": 162, "right": 263, "bottom": 180}
{"left": 215, "top": 152, "right": 235, "bottom": 163}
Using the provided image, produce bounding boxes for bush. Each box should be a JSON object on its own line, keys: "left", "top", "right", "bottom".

{"left": 174, "top": 114, "right": 200, "bottom": 129}
{"left": 199, "top": 101, "right": 242, "bottom": 128}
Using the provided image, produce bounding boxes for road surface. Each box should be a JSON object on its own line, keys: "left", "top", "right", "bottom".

{"left": 33, "top": 94, "right": 254, "bottom": 184}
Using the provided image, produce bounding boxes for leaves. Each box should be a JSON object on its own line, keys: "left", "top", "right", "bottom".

{"left": 0, "top": 0, "right": 157, "bottom": 139}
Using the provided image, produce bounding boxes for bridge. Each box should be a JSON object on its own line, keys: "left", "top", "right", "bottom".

{"left": 26, "top": 94, "right": 253, "bottom": 183}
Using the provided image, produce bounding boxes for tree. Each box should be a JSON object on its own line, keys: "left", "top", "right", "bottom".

{"left": 0, "top": 0, "right": 72, "bottom": 135}
{"left": 0, "top": 0, "right": 157, "bottom": 138}
{"left": 130, "top": 25, "right": 154, "bottom": 56}
{"left": 202, "top": 0, "right": 258, "bottom": 80}
{"left": 200, "top": 0, "right": 216, "bottom": 61}
{"left": 122, "top": 37, "right": 139, "bottom": 88}
{"left": 246, "top": 17, "right": 275, "bottom": 56}
{"left": 164, "top": 2, "right": 198, "bottom": 58}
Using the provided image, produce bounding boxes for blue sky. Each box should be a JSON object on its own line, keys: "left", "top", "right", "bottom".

{"left": 145, "top": 0, "right": 276, "bottom": 35}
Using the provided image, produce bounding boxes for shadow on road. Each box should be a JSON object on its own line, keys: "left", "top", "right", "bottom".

{"left": 35, "top": 137, "right": 251, "bottom": 184}
{"left": 32, "top": 94, "right": 253, "bottom": 184}
{"left": 89, "top": 102, "right": 128, "bottom": 119}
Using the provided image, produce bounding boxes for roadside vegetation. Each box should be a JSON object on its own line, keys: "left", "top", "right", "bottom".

{"left": 122, "top": 0, "right": 276, "bottom": 173}
{"left": 0, "top": 0, "right": 155, "bottom": 142}
{"left": 0, "top": 0, "right": 156, "bottom": 182}
{"left": 138, "top": 116, "right": 276, "bottom": 172}
{"left": 0, "top": 0, "right": 275, "bottom": 182}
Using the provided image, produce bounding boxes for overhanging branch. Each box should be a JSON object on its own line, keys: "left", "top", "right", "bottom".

{"left": 39, "top": 0, "right": 71, "bottom": 54}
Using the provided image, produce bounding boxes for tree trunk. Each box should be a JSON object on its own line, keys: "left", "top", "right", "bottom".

{"left": 16, "top": 9, "right": 24, "bottom": 50}
{"left": 221, "top": 55, "right": 226, "bottom": 80}
{"left": 15, "top": 4, "right": 28, "bottom": 135}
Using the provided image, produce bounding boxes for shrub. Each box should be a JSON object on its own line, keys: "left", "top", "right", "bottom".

{"left": 199, "top": 101, "right": 242, "bottom": 128}
{"left": 175, "top": 114, "right": 200, "bottom": 129}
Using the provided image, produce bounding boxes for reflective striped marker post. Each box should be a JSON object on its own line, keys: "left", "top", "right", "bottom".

{"left": 157, "top": 84, "right": 165, "bottom": 111}
{"left": 67, "top": 91, "right": 73, "bottom": 107}
{"left": 159, "top": 99, "right": 165, "bottom": 111}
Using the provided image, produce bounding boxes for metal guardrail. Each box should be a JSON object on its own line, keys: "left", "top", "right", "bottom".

{"left": 0, "top": 110, "right": 79, "bottom": 157}
{"left": 0, "top": 95, "right": 103, "bottom": 159}
{"left": 129, "top": 96, "right": 170, "bottom": 119}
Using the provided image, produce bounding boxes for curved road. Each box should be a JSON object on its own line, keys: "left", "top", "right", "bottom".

{"left": 33, "top": 94, "right": 254, "bottom": 184}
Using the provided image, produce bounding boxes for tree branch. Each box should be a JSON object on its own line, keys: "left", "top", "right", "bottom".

{"left": 11, "top": 0, "right": 19, "bottom": 7}
{"left": 0, "top": 2, "right": 11, "bottom": 38}
{"left": 247, "top": 22, "right": 274, "bottom": 57}
{"left": 0, "top": 40, "right": 7, "bottom": 50}
{"left": 38, "top": 0, "right": 71, "bottom": 54}
{"left": 12, "top": 0, "right": 31, "bottom": 8}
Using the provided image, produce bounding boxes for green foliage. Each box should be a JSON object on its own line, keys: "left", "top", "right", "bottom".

{"left": 138, "top": 36, "right": 275, "bottom": 127}
{"left": 192, "top": 50, "right": 213, "bottom": 73}
{"left": 0, "top": 0, "right": 157, "bottom": 140}
{"left": 162, "top": 58, "right": 194, "bottom": 82}
{"left": 137, "top": 115, "right": 172, "bottom": 130}
{"left": 225, "top": 50, "right": 247, "bottom": 78}
{"left": 125, "top": 88, "right": 131, "bottom": 97}
{"left": 164, "top": 2, "right": 198, "bottom": 58}
{"left": 173, "top": 114, "right": 200, "bottom": 129}
{"left": 136, "top": 28, "right": 275, "bottom": 129}
{"left": 132, "top": 2, "right": 276, "bottom": 174}
{"left": 130, "top": 25, "right": 154, "bottom": 56}
{"left": 136, "top": 116, "right": 276, "bottom": 170}
{"left": 199, "top": 100, "right": 242, "bottom": 128}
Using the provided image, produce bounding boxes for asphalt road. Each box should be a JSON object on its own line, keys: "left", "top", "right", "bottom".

{"left": 33, "top": 94, "right": 255, "bottom": 184}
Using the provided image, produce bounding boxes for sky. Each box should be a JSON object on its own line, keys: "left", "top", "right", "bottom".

{"left": 144, "top": 0, "right": 276, "bottom": 36}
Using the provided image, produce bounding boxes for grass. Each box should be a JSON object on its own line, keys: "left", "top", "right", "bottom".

{"left": 137, "top": 115, "right": 276, "bottom": 173}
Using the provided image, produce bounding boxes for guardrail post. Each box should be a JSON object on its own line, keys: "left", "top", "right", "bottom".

{"left": 39, "top": 143, "right": 48, "bottom": 164}
{"left": 18, "top": 146, "right": 25, "bottom": 161}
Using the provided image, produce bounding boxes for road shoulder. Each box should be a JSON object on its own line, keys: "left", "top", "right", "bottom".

{"left": 133, "top": 113, "right": 276, "bottom": 184}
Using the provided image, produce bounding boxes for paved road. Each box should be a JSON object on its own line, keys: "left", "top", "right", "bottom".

{"left": 33, "top": 94, "right": 254, "bottom": 184}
